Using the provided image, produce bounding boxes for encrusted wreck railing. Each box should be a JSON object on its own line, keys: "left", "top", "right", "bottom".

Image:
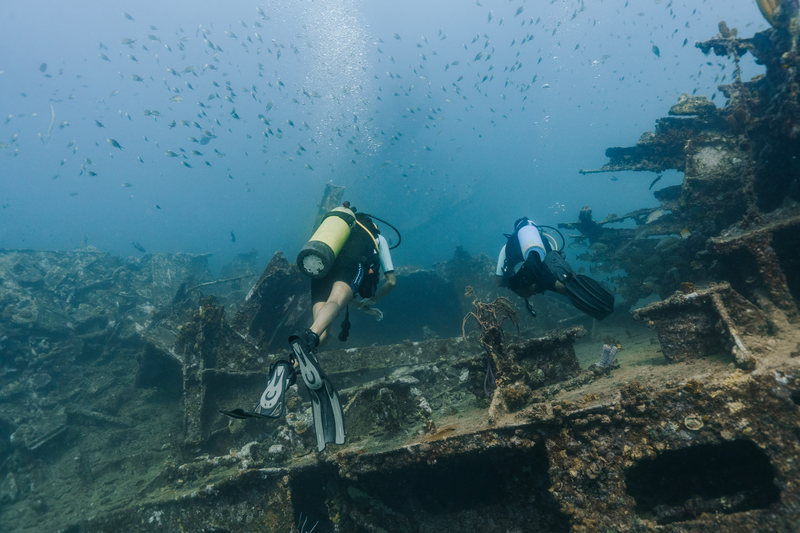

{"left": 561, "top": 5, "right": 800, "bottom": 318}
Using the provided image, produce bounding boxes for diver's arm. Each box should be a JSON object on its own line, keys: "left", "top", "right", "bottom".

{"left": 359, "top": 272, "right": 396, "bottom": 309}
{"left": 362, "top": 236, "right": 397, "bottom": 307}
{"left": 494, "top": 246, "right": 507, "bottom": 287}
{"left": 358, "top": 272, "right": 395, "bottom": 319}
{"left": 370, "top": 272, "right": 396, "bottom": 303}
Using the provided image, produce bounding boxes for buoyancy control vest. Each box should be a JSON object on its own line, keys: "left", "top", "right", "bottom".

{"left": 341, "top": 213, "right": 382, "bottom": 298}
{"left": 502, "top": 217, "right": 552, "bottom": 284}
{"left": 336, "top": 213, "right": 383, "bottom": 343}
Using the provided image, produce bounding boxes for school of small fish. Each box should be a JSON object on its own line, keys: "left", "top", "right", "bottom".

{"left": 1, "top": 0, "right": 747, "bottom": 252}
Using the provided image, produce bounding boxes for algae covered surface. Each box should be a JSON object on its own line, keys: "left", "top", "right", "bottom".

{"left": 1, "top": 243, "right": 799, "bottom": 533}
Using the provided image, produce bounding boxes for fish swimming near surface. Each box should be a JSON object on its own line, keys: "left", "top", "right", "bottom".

{"left": 107, "top": 139, "right": 123, "bottom": 150}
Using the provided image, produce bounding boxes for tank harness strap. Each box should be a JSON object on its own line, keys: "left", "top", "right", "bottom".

{"left": 355, "top": 219, "right": 380, "bottom": 253}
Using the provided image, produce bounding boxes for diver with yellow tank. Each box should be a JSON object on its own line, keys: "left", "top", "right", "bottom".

{"left": 236, "top": 202, "right": 397, "bottom": 452}
{"left": 496, "top": 217, "right": 614, "bottom": 320}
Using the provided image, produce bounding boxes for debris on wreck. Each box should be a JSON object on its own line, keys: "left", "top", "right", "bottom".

{"left": 461, "top": 287, "right": 590, "bottom": 418}
{"left": 594, "top": 343, "right": 619, "bottom": 370}
{"left": 633, "top": 282, "right": 766, "bottom": 369}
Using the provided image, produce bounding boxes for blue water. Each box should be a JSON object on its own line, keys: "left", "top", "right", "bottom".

{"left": 0, "top": 0, "right": 767, "bottom": 273}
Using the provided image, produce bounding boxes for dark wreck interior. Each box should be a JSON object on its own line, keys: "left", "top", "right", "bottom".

{"left": 3, "top": 4, "right": 800, "bottom": 533}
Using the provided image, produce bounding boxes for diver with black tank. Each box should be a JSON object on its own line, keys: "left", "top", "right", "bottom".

{"left": 255, "top": 202, "right": 396, "bottom": 452}
{"left": 496, "top": 217, "right": 614, "bottom": 321}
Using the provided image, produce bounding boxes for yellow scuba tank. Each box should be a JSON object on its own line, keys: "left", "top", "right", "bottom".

{"left": 297, "top": 206, "right": 356, "bottom": 278}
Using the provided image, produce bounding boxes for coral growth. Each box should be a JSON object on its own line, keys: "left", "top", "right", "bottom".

{"left": 462, "top": 286, "right": 519, "bottom": 394}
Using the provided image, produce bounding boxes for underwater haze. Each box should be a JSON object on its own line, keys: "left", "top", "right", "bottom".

{"left": 0, "top": 0, "right": 768, "bottom": 273}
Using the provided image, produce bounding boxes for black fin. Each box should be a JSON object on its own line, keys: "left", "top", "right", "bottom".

{"left": 219, "top": 408, "right": 270, "bottom": 419}
{"left": 563, "top": 274, "right": 615, "bottom": 321}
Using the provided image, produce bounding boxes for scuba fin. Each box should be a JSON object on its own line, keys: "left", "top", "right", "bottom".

{"left": 289, "top": 330, "right": 324, "bottom": 391}
{"left": 308, "top": 378, "right": 346, "bottom": 452}
{"left": 542, "top": 250, "right": 573, "bottom": 289}
{"left": 219, "top": 408, "right": 271, "bottom": 419}
{"left": 562, "top": 273, "right": 615, "bottom": 321}
{"left": 516, "top": 251, "right": 614, "bottom": 321}
{"left": 288, "top": 331, "right": 346, "bottom": 451}
{"left": 255, "top": 360, "right": 296, "bottom": 418}
{"left": 219, "top": 359, "right": 297, "bottom": 420}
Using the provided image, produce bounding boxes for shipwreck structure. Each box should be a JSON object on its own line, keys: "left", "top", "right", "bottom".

{"left": 2, "top": 5, "right": 800, "bottom": 533}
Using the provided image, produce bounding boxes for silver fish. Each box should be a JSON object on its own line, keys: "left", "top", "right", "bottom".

{"left": 646, "top": 208, "right": 665, "bottom": 224}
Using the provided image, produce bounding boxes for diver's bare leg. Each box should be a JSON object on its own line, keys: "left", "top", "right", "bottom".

{"left": 310, "top": 281, "right": 354, "bottom": 346}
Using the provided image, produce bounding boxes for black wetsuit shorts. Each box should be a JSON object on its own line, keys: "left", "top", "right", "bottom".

{"left": 310, "top": 257, "right": 364, "bottom": 305}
